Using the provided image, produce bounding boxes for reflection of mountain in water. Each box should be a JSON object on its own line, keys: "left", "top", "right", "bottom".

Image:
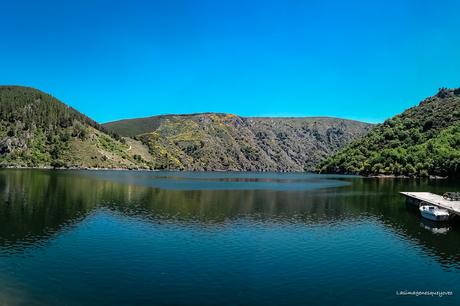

{"left": 0, "top": 170, "right": 357, "bottom": 249}
{"left": 1, "top": 169, "right": 460, "bottom": 269}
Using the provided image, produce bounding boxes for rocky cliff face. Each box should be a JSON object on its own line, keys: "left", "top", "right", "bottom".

{"left": 105, "top": 114, "right": 373, "bottom": 171}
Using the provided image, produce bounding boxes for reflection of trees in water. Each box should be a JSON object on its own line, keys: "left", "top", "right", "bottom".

{"left": 0, "top": 171, "right": 359, "bottom": 235}
{"left": 345, "top": 177, "right": 460, "bottom": 269}
{"left": 1, "top": 169, "right": 460, "bottom": 268}
{"left": 0, "top": 170, "right": 98, "bottom": 251}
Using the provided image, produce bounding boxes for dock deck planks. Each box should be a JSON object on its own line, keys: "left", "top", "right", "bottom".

{"left": 400, "top": 192, "right": 460, "bottom": 216}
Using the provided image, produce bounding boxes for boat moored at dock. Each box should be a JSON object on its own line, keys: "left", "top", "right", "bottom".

{"left": 419, "top": 205, "right": 450, "bottom": 222}
{"left": 400, "top": 192, "right": 460, "bottom": 220}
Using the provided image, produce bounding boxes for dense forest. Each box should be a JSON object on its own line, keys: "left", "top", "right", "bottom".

{"left": 319, "top": 88, "right": 460, "bottom": 177}
{"left": 0, "top": 86, "right": 151, "bottom": 168}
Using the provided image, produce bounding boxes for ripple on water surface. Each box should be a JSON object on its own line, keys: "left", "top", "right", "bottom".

{"left": 0, "top": 170, "right": 459, "bottom": 305}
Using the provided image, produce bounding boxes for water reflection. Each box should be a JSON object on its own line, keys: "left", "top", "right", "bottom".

{"left": 333, "top": 177, "right": 460, "bottom": 269}
{"left": 1, "top": 170, "right": 460, "bottom": 305}
{"left": 0, "top": 170, "right": 459, "bottom": 266}
{"left": 420, "top": 219, "right": 450, "bottom": 235}
{"left": 75, "top": 170, "right": 353, "bottom": 190}
{"left": 0, "top": 171, "right": 342, "bottom": 253}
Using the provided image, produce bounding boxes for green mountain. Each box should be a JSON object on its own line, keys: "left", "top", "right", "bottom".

{"left": 0, "top": 86, "right": 373, "bottom": 171}
{"left": 0, "top": 86, "right": 152, "bottom": 169}
{"left": 104, "top": 114, "right": 372, "bottom": 171}
{"left": 319, "top": 88, "right": 460, "bottom": 177}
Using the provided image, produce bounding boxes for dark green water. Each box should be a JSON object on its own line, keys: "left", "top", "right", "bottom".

{"left": 0, "top": 169, "right": 459, "bottom": 305}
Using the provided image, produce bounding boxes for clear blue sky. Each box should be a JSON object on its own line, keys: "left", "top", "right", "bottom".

{"left": 1, "top": 0, "right": 459, "bottom": 123}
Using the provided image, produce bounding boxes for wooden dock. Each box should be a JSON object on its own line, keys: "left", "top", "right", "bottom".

{"left": 400, "top": 192, "right": 460, "bottom": 217}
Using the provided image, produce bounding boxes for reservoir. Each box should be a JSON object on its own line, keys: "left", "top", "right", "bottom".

{"left": 0, "top": 170, "right": 459, "bottom": 305}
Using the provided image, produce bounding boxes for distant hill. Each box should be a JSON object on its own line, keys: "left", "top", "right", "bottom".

{"left": 319, "top": 88, "right": 460, "bottom": 177}
{"left": 104, "top": 114, "right": 373, "bottom": 171}
{"left": 0, "top": 86, "right": 373, "bottom": 171}
{"left": 0, "top": 86, "right": 151, "bottom": 169}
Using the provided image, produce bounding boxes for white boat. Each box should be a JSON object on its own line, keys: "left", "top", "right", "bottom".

{"left": 419, "top": 205, "right": 450, "bottom": 222}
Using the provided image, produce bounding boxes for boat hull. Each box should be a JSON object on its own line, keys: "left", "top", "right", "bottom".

{"left": 420, "top": 209, "right": 449, "bottom": 222}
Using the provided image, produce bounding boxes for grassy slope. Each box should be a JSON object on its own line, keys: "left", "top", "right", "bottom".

{"left": 319, "top": 88, "right": 460, "bottom": 177}
{"left": 104, "top": 113, "right": 373, "bottom": 171}
{"left": 0, "top": 86, "right": 151, "bottom": 169}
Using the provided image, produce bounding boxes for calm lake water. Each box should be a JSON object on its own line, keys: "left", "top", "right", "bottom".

{"left": 0, "top": 169, "right": 459, "bottom": 305}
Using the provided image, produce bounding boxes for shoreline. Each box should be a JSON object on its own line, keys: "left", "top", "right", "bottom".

{"left": 0, "top": 165, "right": 452, "bottom": 179}
{"left": 369, "top": 174, "right": 449, "bottom": 180}
{"left": 0, "top": 165, "right": 157, "bottom": 172}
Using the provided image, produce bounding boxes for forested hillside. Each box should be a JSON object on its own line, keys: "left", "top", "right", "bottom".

{"left": 0, "top": 86, "right": 373, "bottom": 171}
{"left": 0, "top": 86, "right": 151, "bottom": 169}
{"left": 319, "top": 88, "right": 460, "bottom": 177}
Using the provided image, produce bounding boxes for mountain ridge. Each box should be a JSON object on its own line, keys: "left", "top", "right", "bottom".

{"left": 104, "top": 113, "right": 371, "bottom": 137}
{"left": 0, "top": 85, "right": 379, "bottom": 172}
{"left": 104, "top": 113, "right": 373, "bottom": 171}
{"left": 3, "top": 85, "right": 459, "bottom": 174}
